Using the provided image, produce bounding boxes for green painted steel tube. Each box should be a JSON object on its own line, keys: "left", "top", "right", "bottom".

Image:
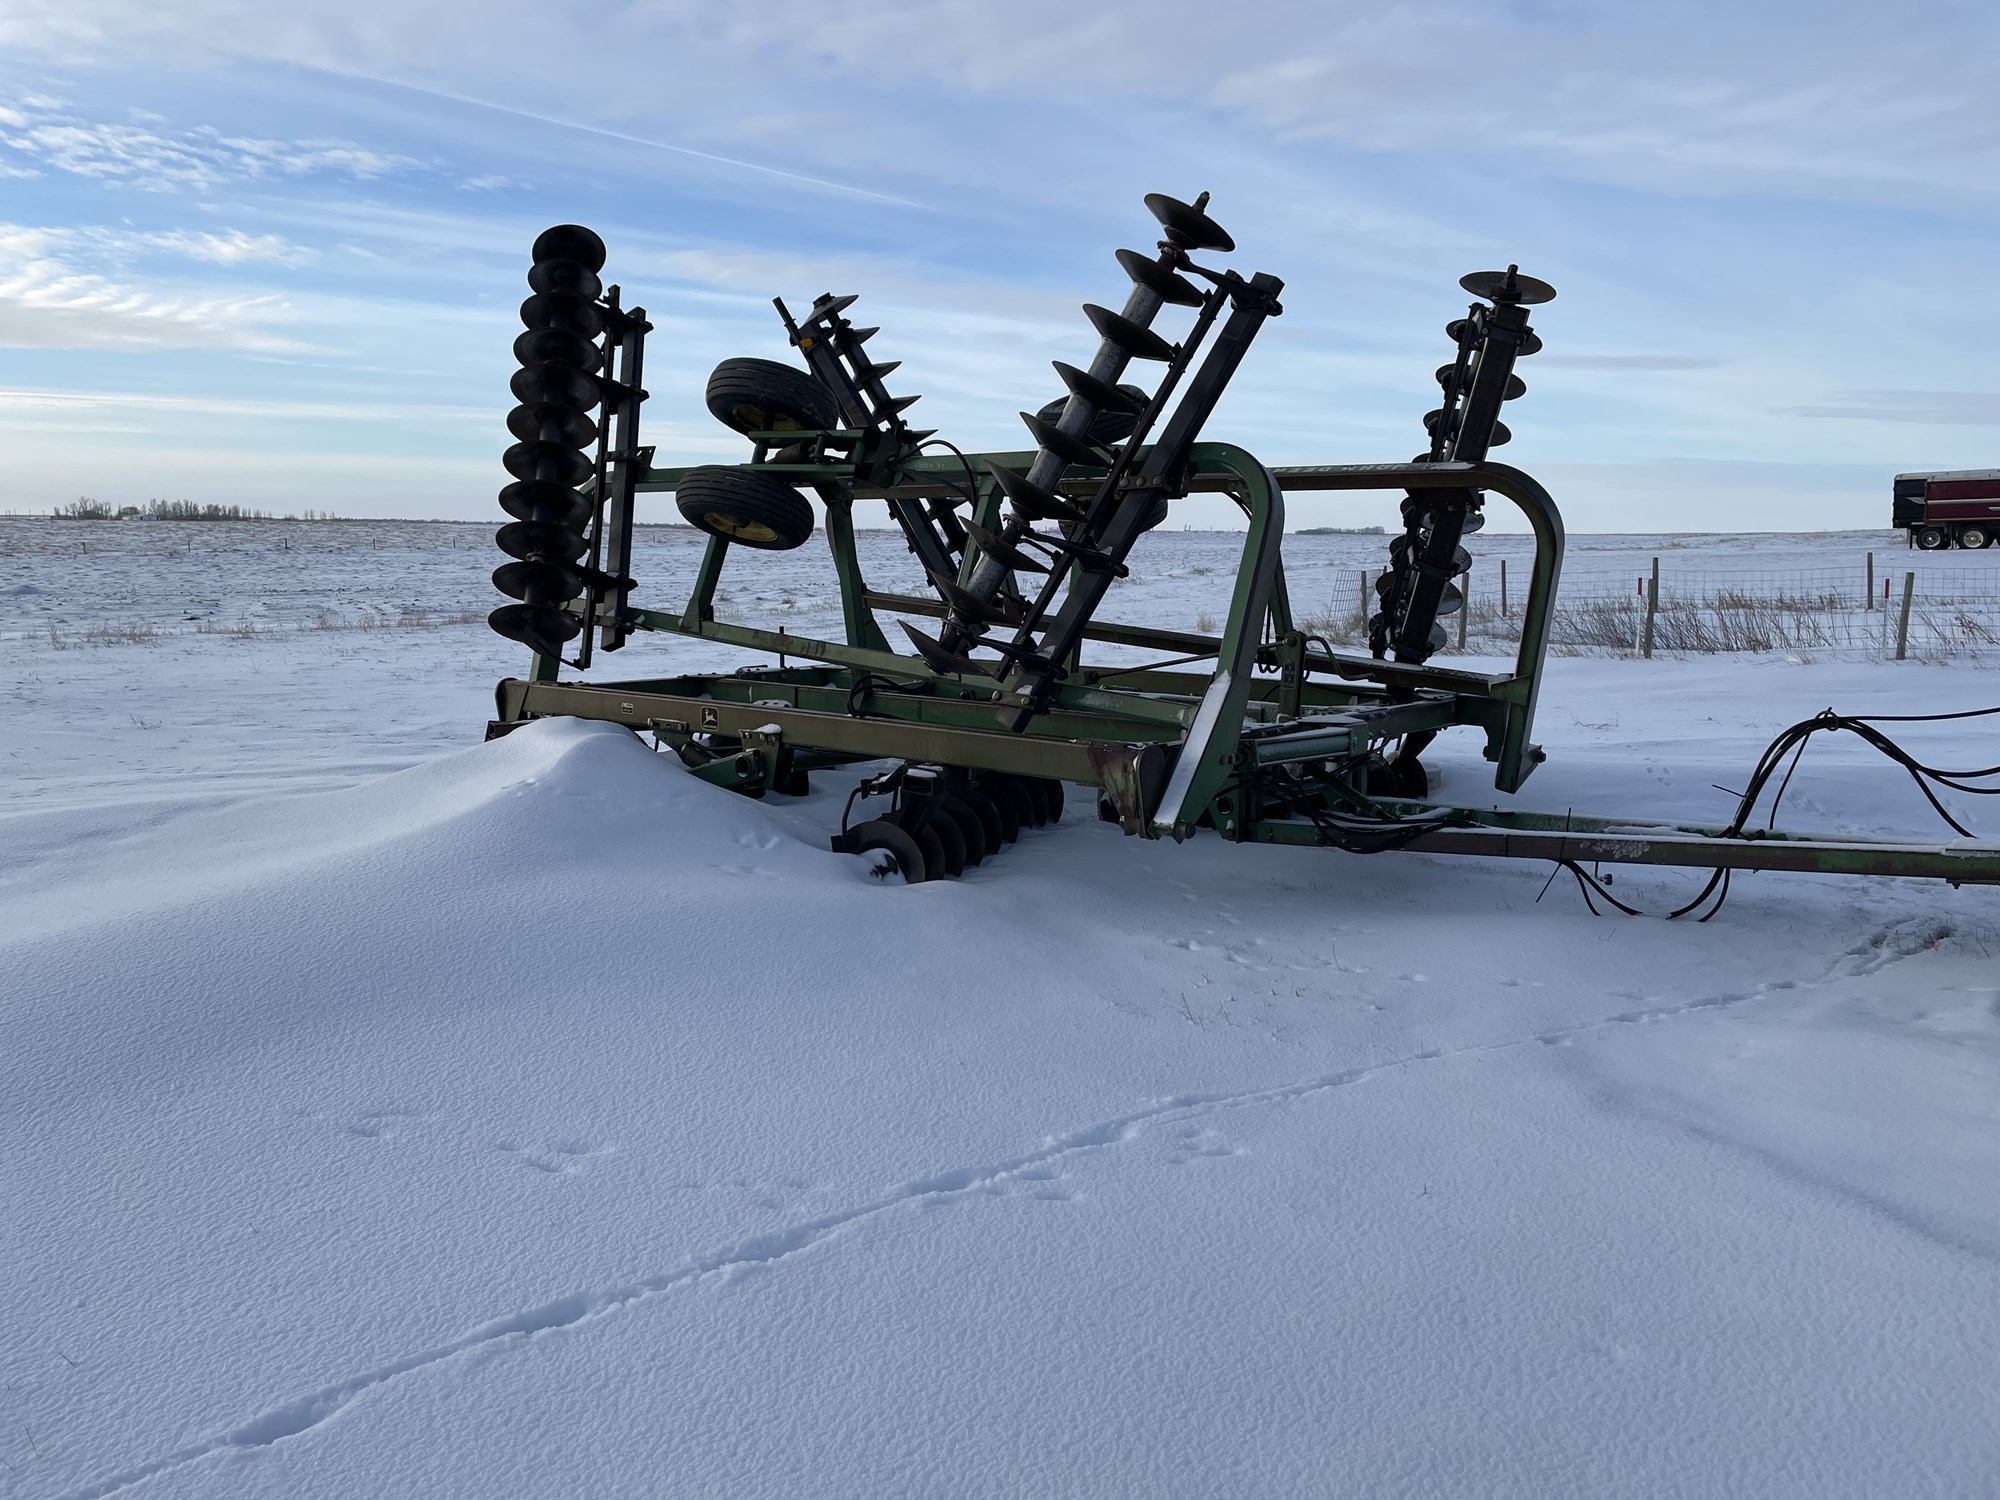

{"left": 1250, "top": 815, "right": 2000, "bottom": 885}
{"left": 1149, "top": 444, "right": 1284, "bottom": 839}
{"left": 681, "top": 533, "right": 730, "bottom": 630}
{"left": 499, "top": 678, "right": 1139, "bottom": 785}
{"left": 1262, "top": 460, "right": 1563, "bottom": 790}
{"left": 629, "top": 450, "right": 1559, "bottom": 793}
{"left": 1244, "top": 699, "right": 1459, "bottom": 766}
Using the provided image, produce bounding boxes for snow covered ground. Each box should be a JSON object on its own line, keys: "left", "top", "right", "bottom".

{"left": 4, "top": 520, "right": 1999, "bottom": 1498}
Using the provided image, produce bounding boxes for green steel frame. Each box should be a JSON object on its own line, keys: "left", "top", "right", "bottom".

{"left": 491, "top": 440, "right": 2000, "bottom": 888}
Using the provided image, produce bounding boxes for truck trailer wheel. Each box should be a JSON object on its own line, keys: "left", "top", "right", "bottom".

{"left": 1956, "top": 524, "right": 1992, "bottom": 550}
{"left": 1915, "top": 524, "right": 1950, "bottom": 550}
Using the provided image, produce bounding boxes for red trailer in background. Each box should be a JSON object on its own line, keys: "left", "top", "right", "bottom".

{"left": 1893, "top": 469, "right": 2000, "bottom": 549}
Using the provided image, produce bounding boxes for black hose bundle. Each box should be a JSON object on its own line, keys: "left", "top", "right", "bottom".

{"left": 1555, "top": 702, "right": 2000, "bottom": 921}
{"left": 1721, "top": 704, "right": 2000, "bottom": 840}
{"left": 1253, "top": 769, "right": 1469, "bottom": 855}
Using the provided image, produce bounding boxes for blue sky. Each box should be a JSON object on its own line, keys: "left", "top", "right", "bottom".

{"left": 1, "top": 0, "right": 1995, "bottom": 531}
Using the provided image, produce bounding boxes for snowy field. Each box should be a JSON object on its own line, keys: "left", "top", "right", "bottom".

{"left": 4, "top": 518, "right": 2000, "bottom": 1498}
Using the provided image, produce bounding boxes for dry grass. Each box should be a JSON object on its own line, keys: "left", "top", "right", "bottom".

{"left": 38, "top": 608, "right": 487, "bottom": 647}
{"left": 1299, "top": 590, "right": 1372, "bottom": 646}
{"left": 1301, "top": 580, "right": 2000, "bottom": 660}
{"left": 46, "top": 620, "right": 158, "bottom": 648}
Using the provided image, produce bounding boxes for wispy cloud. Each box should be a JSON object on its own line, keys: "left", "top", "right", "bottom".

{"left": 6, "top": 2, "right": 1999, "bottom": 213}
{"left": 145, "top": 228, "right": 314, "bottom": 266}
{"left": 0, "top": 224, "right": 300, "bottom": 350}
{"left": 1538, "top": 355, "right": 1724, "bottom": 371}
{"left": 1203, "top": 7, "right": 2000, "bottom": 211}
{"left": 1789, "top": 391, "right": 2000, "bottom": 425}
{"left": 0, "top": 97, "right": 416, "bottom": 190}
{"left": 335, "top": 72, "right": 927, "bottom": 208}
{"left": 0, "top": 2, "right": 1994, "bottom": 529}
{"left": 6, "top": 221, "right": 316, "bottom": 268}
{"left": 0, "top": 385, "right": 487, "bottom": 420}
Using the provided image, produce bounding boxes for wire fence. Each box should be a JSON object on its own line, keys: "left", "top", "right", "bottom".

{"left": 1561, "top": 565, "right": 2000, "bottom": 607}
{"left": 1304, "top": 552, "right": 2000, "bottom": 660}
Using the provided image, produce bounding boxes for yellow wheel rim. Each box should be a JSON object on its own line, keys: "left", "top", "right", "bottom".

{"left": 703, "top": 510, "right": 779, "bottom": 545}
{"left": 727, "top": 404, "right": 802, "bottom": 433}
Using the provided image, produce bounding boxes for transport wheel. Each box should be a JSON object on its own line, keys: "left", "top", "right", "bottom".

{"left": 894, "top": 804, "right": 966, "bottom": 878}
{"left": 705, "top": 358, "right": 840, "bottom": 437}
{"left": 675, "top": 466, "right": 815, "bottom": 550}
{"left": 935, "top": 795, "right": 989, "bottom": 866}
{"left": 953, "top": 786, "right": 1007, "bottom": 852}
{"left": 1957, "top": 524, "right": 1992, "bottom": 550}
{"left": 846, "top": 819, "right": 927, "bottom": 883}
{"left": 1915, "top": 524, "right": 1950, "bottom": 550}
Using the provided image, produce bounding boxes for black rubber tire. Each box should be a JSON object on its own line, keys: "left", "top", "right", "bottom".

{"left": 675, "top": 467, "right": 815, "bottom": 550}
{"left": 977, "top": 776, "right": 1025, "bottom": 842}
{"left": 935, "top": 795, "right": 988, "bottom": 866}
{"left": 1915, "top": 524, "right": 1950, "bottom": 550}
{"left": 956, "top": 785, "right": 1010, "bottom": 849}
{"left": 1958, "top": 524, "right": 1992, "bottom": 550}
{"left": 706, "top": 358, "right": 840, "bottom": 437}
{"left": 847, "top": 819, "right": 926, "bottom": 883}
{"left": 894, "top": 805, "right": 965, "bottom": 878}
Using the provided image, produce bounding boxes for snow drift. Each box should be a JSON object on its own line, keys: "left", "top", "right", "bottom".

{"left": 5, "top": 716, "right": 2000, "bottom": 1498}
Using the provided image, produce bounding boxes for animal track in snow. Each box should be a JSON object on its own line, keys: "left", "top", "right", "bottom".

{"left": 493, "top": 1138, "right": 611, "bottom": 1176}
{"left": 337, "top": 1108, "right": 429, "bottom": 1141}
{"left": 62, "top": 987, "right": 1777, "bottom": 1500}
{"left": 1830, "top": 914, "right": 1976, "bottom": 979}
{"left": 1167, "top": 1126, "right": 1244, "bottom": 1166}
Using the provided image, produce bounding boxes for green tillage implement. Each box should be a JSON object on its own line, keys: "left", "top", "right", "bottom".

{"left": 492, "top": 445, "right": 2000, "bottom": 890}
{"left": 486, "top": 207, "right": 2000, "bottom": 895}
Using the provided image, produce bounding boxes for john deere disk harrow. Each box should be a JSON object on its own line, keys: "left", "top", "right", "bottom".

{"left": 484, "top": 201, "right": 2000, "bottom": 897}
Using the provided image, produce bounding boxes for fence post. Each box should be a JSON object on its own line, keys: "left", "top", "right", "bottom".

{"left": 1632, "top": 577, "right": 1645, "bottom": 657}
{"left": 1359, "top": 569, "right": 1369, "bottom": 631}
{"left": 1865, "top": 550, "right": 1874, "bottom": 610}
{"left": 1641, "top": 556, "right": 1659, "bottom": 658}
{"left": 1895, "top": 572, "right": 1915, "bottom": 660}
{"left": 1499, "top": 557, "right": 1509, "bottom": 616}
{"left": 1457, "top": 566, "right": 1469, "bottom": 650}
